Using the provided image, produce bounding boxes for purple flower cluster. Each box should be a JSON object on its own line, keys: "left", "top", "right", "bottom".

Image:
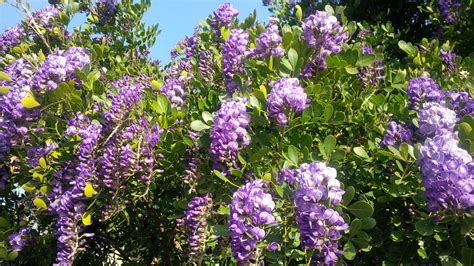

{"left": 183, "top": 130, "right": 202, "bottom": 192}
{"left": 419, "top": 132, "right": 474, "bottom": 213}
{"left": 248, "top": 22, "right": 284, "bottom": 59}
{"left": 9, "top": 228, "right": 31, "bottom": 252}
{"left": 104, "top": 75, "right": 145, "bottom": 123}
{"left": 418, "top": 102, "right": 457, "bottom": 137}
{"left": 28, "top": 5, "right": 61, "bottom": 32}
{"left": 301, "top": 11, "right": 347, "bottom": 76}
{"left": 210, "top": 98, "right": 250, "bottom": 171}
{"left": 444, "top": 91, "right": 474, "bottom": 118}
{"left": 161, "top": 77, "right": 187, "bottom": 108}
{"left": 267, "top": 78, "right": 309, "bottom": 125}
{"left": 96, "top": 0, "right": 118, "bottom": 23}
{"left": 222, "top": 29, "right": 249, "bottom": 94}
{"left": 33, "top": 47, "right": 90, "bottom": 91}
{"left": 439, "top": 49, "right": 457, "bottom": 74}
{"left": 177, "top": 194, "right": 213, "bottom": 262}
{"left": 198, "top": 50, "right": 217, "bottom": 84}
{"left": 27, "top": 141, "right": 57, "bottom": 167}
{"left": 0, "top": 58, "right": 38, "bottom": 162}
{"left": 438, "top": 0, "right": 464, "bottom": 24}
{"left": 184, "top": 28, "right": 199, "bottom": 59}
{"left": 279, "top": 162, "right": 347, "bottom": 265}
{"left": 382, "top": 121, "right": 413, "bottom": 147}
{"left": 229, "top": 179, "right": 276, "bottom": 262}
{"left": 407, "top": 77, "right": 443, "bottom": 110}
{"left": 357, "top": 45, "right": 384, "bottom": 87}
{"left": 210, "top": 3, "right": 239, "bottom": 36}
{"left": 0, "top": 24, "right": 25, "bottom": 54}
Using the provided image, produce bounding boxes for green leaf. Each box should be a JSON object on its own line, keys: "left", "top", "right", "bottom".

{"left": 286, "top": 145, "right": 299, "bottom": 166}
{"left": 459, "top": 122, "right": 472, "bottom": 140}
{"left": 202, "top": 111, "right": 213, "bottom": 124}
{"left": 0, "top": 71, "right": 12, "bottom": 81}
{"left": 33, "top": 197, "right": 48, "bottom": 209}
{"left": 190, "top": 120, "right": 210, "bottom": 131}
{"left": 21, "top": 94, "right": 41, "bottom": 109}
{"left": 7, "top": 251, "right": 18, "bottom": 261}
{"left": 350, "top": 219, "right": 362, "bottom": 236}
{"left": 398, "top": 40, "right": 418, "bottom": 57}
{"left": 151, "top": 80, "right": 162, "bottom": 89}
{"left": 295, "top": 5, "right": 303, "bottom": 21}
{"left": 84, "top": 182, "right": 97, "bottom": 198}
{"left": 415, "top": 219, "right": 434, "bottom": 236}
{"left": 347, "top": 201, "right": 374, "bottom": 218}
{"left": 343, "top": 241, "right": 356, "bottom": 260}
{"left": 345, "top": 67, "right": 359, "bottom": 74}
{"left": 0, "top": 217, "right": 10, "bottom": 229}
{"left": 0, "top": 86, "right": 9, "bottom": 95}
{"left": 361, "top": 217, "right": 377, "bottom": 230}
{"left": 324, "top": 135, "right": 337, "bottom": 160}
{"left": 462, "top": 248, "right": 474, "bottom": 266}
{"left": 82, "top": 211, "right": 92, "bottom": 225}
{"left": 153, "top": 94, "right": 170, "bottom": 114}
{"left": 439, "top": 255, "right": 463, "bottom": 266}
{"left": 213, "top": 224, "right": 229, "bottom": 237}
{"left": 342, "top": 186, "right": 355, "bottom": 205}
{"left": 356, "top": 54, "right": 376, "bottom": 67}
{"left": 288, "top": 48, "right": 298, "bottom": 70}
{"left": 213, "top": 170, "right": 237, "bottom": 187}
{"left": 353, "top": 147, "right": 370, "bottom": 160}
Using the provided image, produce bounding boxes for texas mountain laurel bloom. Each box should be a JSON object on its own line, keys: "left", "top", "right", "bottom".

{"left": 283, "top": 162, "right": 347, "bottom": 265}
{"left": 177, "top": 194, "right": 213, "bottom": 262}
{"left": 382, "top": 121, "right": 413, "bottom": 147}
{"left": 357, "top": 45, "right": 384, "bottom": 88}
{"left": 438, "top": 0, "right": 464, "bottom": 24}
{"left": 248, "top": 22, "right": 284, "bottom": 59}
{"left": 418, "top": 102, "right": 457, "bottom": 137}
{"left": 301, "top": 10, "right": 348, "bottom": 76}
{"left": 28, "top": 5, "right": 61, "bottom": 32}
{"left": 210, "top": 98, "right": 250, "bottom": 171}
{"left": 210, "top": 3, "right": 239, "bottom": 36}
{"left": 229, "top": 179, "right": 276, "bottom": 262}
{"left": 407, "top": 77, "right": 443, "bottom": 110}
{"left": 0, "top": 24, "right": 25, "bottom": 54}
{"left": 267, "top": 78, "right": 309, "bottom": 125}
{"left": 33, "top": 47, "right": 90, "bottom": 91}
{"left": 222, "top": 29, "right": 249, "bottom": 94}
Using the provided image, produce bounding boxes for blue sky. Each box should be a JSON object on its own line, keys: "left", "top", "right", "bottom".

{"left": 0, "top": 0, "right": 271, "bottom": 63}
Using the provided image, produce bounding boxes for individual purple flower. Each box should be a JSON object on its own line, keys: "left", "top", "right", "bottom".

{"left": 267, "top": 78, "right": 309, "bottom": 125}
{"left": 382, "top": 121, "right": 413, "bottom": 147}
{"left": 357, "top": 45, "right": 384, "bottom": 87}
{"left": 0, "top": 24, "right": 25, "bottom": 54}
{"left": 28, "top": 5, "right": 61, "bottom": 32}
{"left": 177, "top": 194, "right": 213, "bottom": 262}
{"left": 9, "top": 228, "right": 31, "bottom": 252}
{"left": 292, "top": 162, "right": 347, "bottom": 265}
{"left": 222, "top": 29, "right": 249, "bottom": 94}
{"left": 418, "top": 102, "right": 457, "bottom": 137}
{"left": 438, "top": 0, "right": 464, "bottom": 24}
{"left": 210, "top": 98, "right": 250, "bottom": 171}
{"left": 33, "top": 47, "right": 90, "bottom": 91}
{"left": 444, "top": 91, "right": 474, "bottom": 118}
{"left": 301, "top": 11, "right": 347, "bottom": 76}
{"left": 229, "top": 179, "right": 276, "bottom": 262}
{"left": 248, "top": 22, "right": 284, "bottom": 59}
{"left": 104, "top": 76, "right": 144, "bottom": 124}
{"left": 407, "top": 77, "right": 443, "bottom": 110}
{"left": 210, "top": 3, "right": 239, "bottom": 36}
{"left": 419, "top": 132, "right": 474, "bottom": 213}
{"left": 439, "top": 49, "right": 457, "bottom": 74}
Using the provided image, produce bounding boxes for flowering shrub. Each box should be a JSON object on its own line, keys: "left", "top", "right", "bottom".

{"left": 0, "top": 0, "right": 473, "bottom": 265}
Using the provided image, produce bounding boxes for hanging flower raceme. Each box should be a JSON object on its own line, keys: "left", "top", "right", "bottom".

{"left": 438, "top": 0, "right": 464, "bottom": 24}
{"left": 184, "top": 27, "right": 199, "bottom": 59}
{"left": 0, "top": 24, "right": 25, "bottom": 54}
{"left": 210, "top": 3, "right": 238, "bottom": 36}
{"left": 382, "top": 121, "right": 413, "bottom": 147}
{"left": 281, "top": 161, "right": 347, "bottom": 265}
{"left": 418, "top": 102, "right": 457, "bottom": 137}
{"left": 209, "top": 98, "right": 250, "bottom": 172}
{"left": 161, "top": 78, "right": 186, "bottom": 108}
{"left": 104, "top": 75, "right": 145, "bottom": 124}
{"left": 8, "top": 228, "right": 31, "bottom": 252}
{"left": 248, "top": 22, "right": 284, "bottom": 59}
{"left": 229, "top": 179, "right": 276, "bottom": 262}
{"left": 96, "top": 0, "right": 118, "bottom": 23}
{"left": 439, "top": 49, "right": 457, "bottom": 74}
{"left": 177, "top": 194, "right": 213, "bottom": 262}
{"left": 198, "top": 50, "right": 217, "bottom": 84}
{"left": 222, "top": 29, "right": 249, "bottom": 94}
{"left": 267, "top": 78, "right": 309, "bottom": 125}
{"left": 28, "top": 5, "right": 61, "bottom": 32}
{"left": 27, "top": 141, "right": 57, "bottom": 168}
{"left": 33, "top": 47, "right": 90, "bottom": 91}
{"left": 444, "top": 91, "right": 474, "bottom": 118}
{"left": 301, "top": 10, "right": 347, "bottom": 77}
{"left": 419, "top": 132, "right": 474, "bottom": 213}
{"left": 407, "top": 77, "right": 443, "bottom": 110}
{"left": 357, "top": 45, "right": 384, "bottom": 87}
{"left": 183, "top": 130, "right": 202, "bottom": 192}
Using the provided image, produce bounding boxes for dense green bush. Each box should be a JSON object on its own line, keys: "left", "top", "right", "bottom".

{"left": 0, "top": 0, "right": 472, "bottom": 265}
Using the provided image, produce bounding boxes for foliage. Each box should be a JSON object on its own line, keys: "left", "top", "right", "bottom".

{"left": 0, "top": 0, "right": 473, "bottom": 265}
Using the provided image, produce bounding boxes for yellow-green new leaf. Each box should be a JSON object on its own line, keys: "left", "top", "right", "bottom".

{"left": 21, "top": 94, "right": 41, "bottom": 109}
{"left": 82, "top": 211, "right": 92, "bottom": 225}
{"left": 33, "top": 197, "right": 48, "bottom": 209}
{"left": 84, "top": 182, "right": 97, "bottom": 198}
